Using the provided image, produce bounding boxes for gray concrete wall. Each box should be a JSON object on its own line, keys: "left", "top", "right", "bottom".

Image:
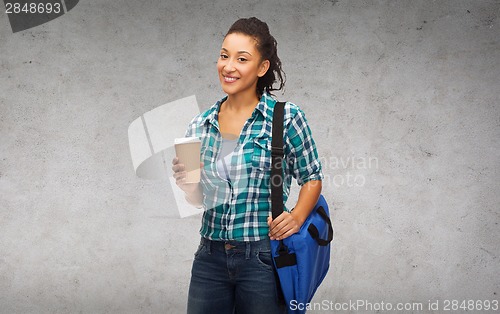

{"left": 1, "top": 0, "right": 498, "bottom": 313}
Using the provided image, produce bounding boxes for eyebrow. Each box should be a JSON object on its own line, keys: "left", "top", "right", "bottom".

{"left": 221, "top": 48, "right": 252, "bottom": 56}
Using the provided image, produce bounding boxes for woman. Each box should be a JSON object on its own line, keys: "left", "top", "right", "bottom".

{"left": 172, "top": 17, "right": 323, "bottom": 314}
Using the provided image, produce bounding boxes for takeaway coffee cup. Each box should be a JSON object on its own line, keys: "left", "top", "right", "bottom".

{"left": 174, "top": 137, "right": 201, "bottom": 183}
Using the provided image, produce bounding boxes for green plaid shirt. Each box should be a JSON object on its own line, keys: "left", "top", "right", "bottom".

{"left": 185, "top": 93, "right": 323, "bottom": 241}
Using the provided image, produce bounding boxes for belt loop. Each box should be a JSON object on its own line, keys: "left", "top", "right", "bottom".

{"left": 245, "top": 241, "right": 251, "bottom": 260}
{"left": 205, "top": 238, "right": 212, "bottom": 255}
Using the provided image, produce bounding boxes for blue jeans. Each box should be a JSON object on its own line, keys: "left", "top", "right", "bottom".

{"left": 187, "top": 237, "right": 286, "bottom": 314}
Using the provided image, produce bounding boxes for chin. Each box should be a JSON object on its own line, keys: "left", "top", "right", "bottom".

{"left": 221, "top": 85, "right": 237, "bottom": 96}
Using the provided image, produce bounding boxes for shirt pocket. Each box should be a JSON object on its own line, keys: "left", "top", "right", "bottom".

{"left": 251, "top": 137, "right": 271, "bottom": 187}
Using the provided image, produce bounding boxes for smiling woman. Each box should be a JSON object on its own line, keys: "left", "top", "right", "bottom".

{"left": 171, "top": 17, "right": 324, "bottom": 314}
{"left": 216, "top": 32, "right": 271, "bottom": 137}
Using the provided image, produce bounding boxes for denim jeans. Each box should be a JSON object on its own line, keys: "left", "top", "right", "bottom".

{"left": 187, "top": 237, "right": 286, "bottom": 314}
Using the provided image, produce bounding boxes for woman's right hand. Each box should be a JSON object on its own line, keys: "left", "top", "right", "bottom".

{"left": 171, "top": 157, "right": 202, "bottom": 194}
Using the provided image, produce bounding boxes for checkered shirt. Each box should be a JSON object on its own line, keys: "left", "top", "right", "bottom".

{"left": 185, "top": 92, "right": 323, "bottom": 241}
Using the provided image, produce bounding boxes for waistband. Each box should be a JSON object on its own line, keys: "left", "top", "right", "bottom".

{"left": 200, "top": 237, "right": 271, "bottom": 255}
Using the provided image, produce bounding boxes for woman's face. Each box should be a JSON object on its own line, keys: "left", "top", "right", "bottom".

{"left": 217, "top": 33, "right": 269, "bottom": 97}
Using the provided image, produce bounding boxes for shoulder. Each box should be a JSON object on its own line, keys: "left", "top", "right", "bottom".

{"left": 185, "top": 98, "right": 223, "bottom": 137}
{"left": 280, "top": 101, "right": 310, "bottom": 131}
{"left": 261, "top": 93, "right": 306, "bottom": 125}
{"left": 188, "top": 98, "right": 223, "bottom": 127}
{"left": 283, "top": 101, "right": 303, "bottom": 120}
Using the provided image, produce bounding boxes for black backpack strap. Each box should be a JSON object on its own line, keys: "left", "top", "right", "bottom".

{"left": 270, "top": 101, "right": 298, "bottom": 270}
{"left": 271, "top": 101, "right": 285, "bottom": 220}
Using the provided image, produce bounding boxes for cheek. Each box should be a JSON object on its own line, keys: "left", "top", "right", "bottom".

{"left": 216, "top": 60, "right": 224, "bottom": 73}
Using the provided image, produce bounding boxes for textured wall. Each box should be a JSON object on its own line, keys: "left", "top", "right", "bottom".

{"left": 1, "top": 0, "right": 499, "bottom": 313}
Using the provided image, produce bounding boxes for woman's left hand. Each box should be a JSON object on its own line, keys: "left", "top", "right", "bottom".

{"left": 267, "top": 212, "right": 302, "bottom": 240}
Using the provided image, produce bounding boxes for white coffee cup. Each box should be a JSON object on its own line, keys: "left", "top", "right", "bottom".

{"left": 174, "top": 137, "right": 201, "bottom": 183}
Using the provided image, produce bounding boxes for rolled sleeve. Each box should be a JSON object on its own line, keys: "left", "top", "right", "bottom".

{"left": 286, "top": 108, "right": 324, "bottom": 186}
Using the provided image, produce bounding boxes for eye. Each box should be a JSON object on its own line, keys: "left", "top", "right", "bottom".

{"left": 238, "top": 57, "right": 247, "bottom": 62}
{"left": 219, "top": 54, "right": 228, "bottom": 59}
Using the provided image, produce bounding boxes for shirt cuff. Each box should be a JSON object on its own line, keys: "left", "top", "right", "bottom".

{"left": 299, "top": 173, "right": 324, "bottom": 186}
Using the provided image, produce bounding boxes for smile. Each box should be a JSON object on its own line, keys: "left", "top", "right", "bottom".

{"left": 223, "top": 76, "right": 238, "bottom": 83}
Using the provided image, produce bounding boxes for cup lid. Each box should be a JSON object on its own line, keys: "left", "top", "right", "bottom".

{"left": 174, "top": 137, "right": 201, "bottom": 144}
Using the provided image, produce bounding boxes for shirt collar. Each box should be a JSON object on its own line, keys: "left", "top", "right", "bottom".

{"left": 203, "top": 92, "right": 277, "bottom": 127}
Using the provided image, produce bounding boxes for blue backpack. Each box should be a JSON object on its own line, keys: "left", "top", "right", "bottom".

{"left": 270, "top": 102, "right": 333, "bottom": 314}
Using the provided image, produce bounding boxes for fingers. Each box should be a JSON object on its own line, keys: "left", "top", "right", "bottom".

{"left": 173, "top": 170, "right": 187, "bottom": 183}
{"left": 171, "top": 158, "right": 185, "bottom": 173}
{"left": 268, "top": 214, "right": 283, "bottom": 235}
{"left": 268, "top": 212, "right": 299, "bottom": 240}
{"left": 173, "top": 159, "right": 203, "bottom": 173}
{"left": 171, "top": 157, "right": 187, "bottom": 187}
{"left": 272, "top": 227, "right": 297, "bottom": 241}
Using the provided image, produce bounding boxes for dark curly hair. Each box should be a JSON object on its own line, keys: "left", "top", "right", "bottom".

{"left": 226, "top": 17, "right": 286, "bottom": 96}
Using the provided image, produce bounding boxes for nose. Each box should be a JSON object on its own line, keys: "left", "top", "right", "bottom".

{"left": 223, "top": 59, "right": 235, "bottom": 72}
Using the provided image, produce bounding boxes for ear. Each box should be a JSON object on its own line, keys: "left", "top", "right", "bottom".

{"left": 257, "top": 60, "right": 270, "bottom": 78}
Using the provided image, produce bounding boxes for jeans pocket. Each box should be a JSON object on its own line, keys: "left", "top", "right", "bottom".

{"left": 194, "top": 243, "right": 206, "bottom": 259}
{"left": 256, "top": 250, "right": 273, "bottom": 270}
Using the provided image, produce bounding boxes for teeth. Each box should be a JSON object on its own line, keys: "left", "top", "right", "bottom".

{"left": 225, "top": 76, "right": 237, "bottom": 82}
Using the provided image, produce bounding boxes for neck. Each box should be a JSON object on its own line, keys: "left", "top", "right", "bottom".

{"left": 224, "top": 90, "right": 260, "bottom": 112}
